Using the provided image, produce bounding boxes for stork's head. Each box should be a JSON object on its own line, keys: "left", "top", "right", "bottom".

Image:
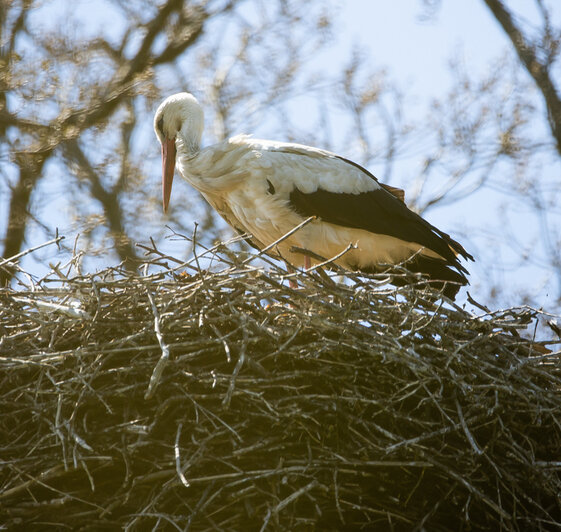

{"left": 154, "top": 92, "right": 204, "bottom": 212}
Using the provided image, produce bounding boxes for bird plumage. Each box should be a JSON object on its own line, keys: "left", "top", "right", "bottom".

{"left": 154, "top": 92, "right": 473, "bottom": 298}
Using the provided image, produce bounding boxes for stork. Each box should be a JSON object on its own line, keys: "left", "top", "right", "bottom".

{"left": 154, "top": 92, "right": 473, "bottom": 298}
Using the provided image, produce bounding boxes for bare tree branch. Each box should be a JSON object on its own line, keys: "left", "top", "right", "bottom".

{"left": 63, "top": 139, "right": 140, "bottom": 272}
{"left": 483, "top": 0, "right": 561, "bottom": 155}
{"left": 0, "top": 152, "right": 47, "bottom": 285}
{"left": 0, "top": 0, "right": 209, "bottom": 283}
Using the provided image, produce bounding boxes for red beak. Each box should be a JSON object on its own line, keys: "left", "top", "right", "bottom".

{"left": 162, "top": 137, "right": 176, "bottom": 213}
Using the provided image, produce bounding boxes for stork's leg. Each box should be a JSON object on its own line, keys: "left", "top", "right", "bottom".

{"left": 286, "top": 262, "right": 298, "bottom": 289}
{"left": 287, "top": 257, "right": 311, "bottom": 289}
{"left": 286, "top": 255, "right": 312, "bottom": 288}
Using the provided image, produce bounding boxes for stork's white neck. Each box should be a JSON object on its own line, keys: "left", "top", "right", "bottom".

{"left": 177, "top": 117, "right": 203, "bottom": 157}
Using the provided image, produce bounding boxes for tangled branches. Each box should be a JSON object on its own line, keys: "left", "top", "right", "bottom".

{"left": 0, "top": 236, "right": 560, "bottom": 530}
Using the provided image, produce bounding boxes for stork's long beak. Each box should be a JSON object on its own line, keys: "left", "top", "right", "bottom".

{"left": 162, "top": 137, "right": 176, "bottom": 213}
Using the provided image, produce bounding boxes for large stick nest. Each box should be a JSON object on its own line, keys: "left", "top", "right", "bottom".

{"left": 1, "top": 236, "right": 560, "bottom": 531}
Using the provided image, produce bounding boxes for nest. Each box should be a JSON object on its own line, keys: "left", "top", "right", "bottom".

{"left": 1, "top": 236, "right": 560, "bottom": 531}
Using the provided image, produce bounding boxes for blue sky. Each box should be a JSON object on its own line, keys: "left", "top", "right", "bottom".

{"left": 342, "top": 2, "right": 502, "bottom": 90}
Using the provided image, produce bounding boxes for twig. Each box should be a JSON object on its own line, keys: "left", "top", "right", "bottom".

{"left": 174, "top": 423, "right": 190, "bottom": 487}
{"left": 455, "top": 397, "right": 483, "bottom": 456}
{"left": 273, "top": 479, "right": 320, "bottom": 514}
{"left": 0, "top": 235, "right": 65, "bottom": 267}
{"left": 242, "top": 216, "right": 316, "bottom": 265}
{"left": 12, "top": 296, "right": 91, "bottom": 319}
{"left": 222, "top": 319, "right": 247, "bottom": 408}
{"left": 144, "top": 287, "right": 170, "bottom": 400}
{"left": 290, "top": 242, "right": 357, "bottom": 274}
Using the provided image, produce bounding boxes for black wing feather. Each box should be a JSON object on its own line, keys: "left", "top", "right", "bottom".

{"left": 291, "top": 187, "right": 470, "bottom": 263}
{"left": 289, "top": 186, "right": 473, "bottom": 297}
{"left": 334, "top": 155, "right": 472, "bottom": 258}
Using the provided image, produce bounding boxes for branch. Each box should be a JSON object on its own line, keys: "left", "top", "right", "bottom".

{"left": 63, "top": 139, "right": 140, "bottom": 271}
{"left": 1, "top": 0, "right": 206, "bottom": 274}
{"left": 0, "top": 152, "right": 48, "bottom": 286}
{"left": 483, "top": 0, "right": 561, "bottom": 155}
{"left": 0, "top": 235, "right": 65, "bottom": 268}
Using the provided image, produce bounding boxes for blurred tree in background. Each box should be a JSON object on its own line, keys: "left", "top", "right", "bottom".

{"left": 0, "top": 0, "right": 335, "bottom": 281}
{"left": 1, "top": 0, "right": 560, "bottom": 314}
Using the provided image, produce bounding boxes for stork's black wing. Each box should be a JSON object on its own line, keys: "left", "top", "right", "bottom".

{"left": 290, "top": 184, "right": 473, "bottom": 298}
{"left": 265, "top": 143, "right": 473, "bottom": 295}
{"left": 292, "top": 185, "right": 469, "bottom": 260}
{"left": 288, "top": 172, "right": 473, "bottom": 298}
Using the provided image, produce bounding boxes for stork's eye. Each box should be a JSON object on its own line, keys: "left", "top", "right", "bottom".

{"left": 157, "top": 116, "right": 164, "bottom": 136}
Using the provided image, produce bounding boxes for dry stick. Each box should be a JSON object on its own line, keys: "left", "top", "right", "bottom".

{"left": 174, "top": 423, "right": 190, "bottom": 488}
{"left": 209, "top": 323, "right": 232, "bottom": 363}
{"left": 11, "top": 296, "right": 91, "bottom": 319}
{"left": 190, "top": 222, "right": 204, "bottom": 278}
{"left": 222, "top": 318, "right": 248, "bottom": 408}
{"left": 0, "top": 235, "right": 65, "bottom": 267}
{"left": 333, "top": 468, "right": 345, "bottom": 524}
{"left": 188, "top": 396, "right": 242, "bottom": 442}
{"left": 455, "top": 397, "right": 483, "bottom": 456}
{"left": 273, "top": 479, "right": 320, "bottom": 514}
{"left": 137, "top": 238, "right": 185, "bottom": 265}
{"left": 145, "top": 287, "right": 170, "bottom": 400}
{"left": 424, "top": 453, "right": 511, "bottom": 521}
{"left": 138, "top": 233, "right": 256, "bottom": 276}
{"left": 289, "top": 242, "right": 357, "bottom": 277}
{"left": 13, "top": 468, "right": 105, "bottom": 511}
{"left": 241, "top": 216, "right": 316, "bottom": 266}
{"left": 0, "top": 464, "right": 65, "bottom": 501}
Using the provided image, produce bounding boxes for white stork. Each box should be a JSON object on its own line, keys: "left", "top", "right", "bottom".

{"left": 154, "top": 92, "right": 473, "bottom": 298}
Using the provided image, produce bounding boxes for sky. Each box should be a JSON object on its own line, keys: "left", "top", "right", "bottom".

{"left": 342, "top": 2, "right": 502, "bottom": 86}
